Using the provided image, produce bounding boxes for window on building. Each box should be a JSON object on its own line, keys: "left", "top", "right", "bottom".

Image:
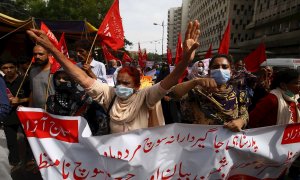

{"left": 232, "top": 19, "right": 235, "bottom": 25}
{"left": 259, "top": 4, "right": 262, "bottom": 13}
{"left": 233, "top": 4, "right": 237, "bottom": 10}
{"left": 241, "top": 5, "right": 244, "bottom": 10}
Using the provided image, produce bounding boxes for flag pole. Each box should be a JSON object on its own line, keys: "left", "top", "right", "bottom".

{"left": 85, "top": 33, "right": 99, "bottom": 64}
{"left": 15, "top": 18, "right": 37, "bottom": 98}
{"left": 44, "top": 73, "right": 52, "bottom": 110}
{"left": 15, "top": 60, "right": 34, "bottom": 97}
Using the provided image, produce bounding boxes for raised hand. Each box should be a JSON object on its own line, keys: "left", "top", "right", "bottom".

{"left": 26, "top": 29, "right": 56, "bottom": 52}
{"left": 183, "top": 20, "right": 200, "bottom": 63}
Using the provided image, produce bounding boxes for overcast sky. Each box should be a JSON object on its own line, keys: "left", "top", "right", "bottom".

{"left": 119, "top": 0, "right": 182, "bottom": 54}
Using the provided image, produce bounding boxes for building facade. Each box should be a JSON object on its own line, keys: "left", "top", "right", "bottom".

{"left": 188, "top": 0, "right": 254, "bottom": 59}
{"left": 167, "top": 7, "right": 182, "bottom": 56}
{"left": 240, "top": 0, "right": 300, "bottom": 57}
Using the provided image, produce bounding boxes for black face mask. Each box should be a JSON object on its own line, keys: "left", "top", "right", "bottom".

{"left": 55, "top": 80, "right": 76, "bottom": 93}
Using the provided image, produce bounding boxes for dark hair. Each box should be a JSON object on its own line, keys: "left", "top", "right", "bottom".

{"left": 118, "top": 66, "right": 141, "bottom": 88}
{"left": 209, "top": 54, "right": 232, "bottom": 69}
{"left": 75, "top": 40, "right": 94, "bottom": 52}
{"left": 0, "top": 58, "right": 17, "bottom": 68}
{"left": 271, "top": 69, "right": 299, "bottom": 89}
{"left": 18, "top": 56, "right": 31, "bottom": 65}
{"left": 156, "top": 63, "right": 170, "bottom": 83}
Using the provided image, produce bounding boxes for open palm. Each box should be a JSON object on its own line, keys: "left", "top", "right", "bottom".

{"left": 183, "top": 20, "right": 200, "bottom": 63}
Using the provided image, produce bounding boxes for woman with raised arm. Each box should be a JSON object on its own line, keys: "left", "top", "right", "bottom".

{"left": 171, "top": 54, "right": 248, "bottom": 132}
{"left": 26, "top": 20, "right": 200, "bottom": 133}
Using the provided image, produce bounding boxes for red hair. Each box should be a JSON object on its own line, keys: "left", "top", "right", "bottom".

{"left": 118, "top": 67, "right": 141, "bottom": 88}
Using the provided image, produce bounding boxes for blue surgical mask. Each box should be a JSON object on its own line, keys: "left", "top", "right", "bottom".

{"left": 115, "top": 85, "right": 134, "bottom": 99}
{"left": 210, "top": 69, "right": 231, "bottom": 85}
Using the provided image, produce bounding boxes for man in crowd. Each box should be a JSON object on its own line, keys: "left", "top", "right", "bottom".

{"left": 75, "top": 40, "right": 107, "bottom": 83}
{"left": 0, "top": 75, "right": 12, "bottom": 179}
{"left": 107, "top": 59, "right": 118, "bottom": 75}
{"left": 29, "top": 45, "right": 54, "bottom": 109}
{"left": 0, "top": 60, "right": 30, "bottom": 171}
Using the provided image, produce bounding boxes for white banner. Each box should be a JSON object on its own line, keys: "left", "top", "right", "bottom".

{"left": 17, "top": 107, "right": 300, "bottom": 180}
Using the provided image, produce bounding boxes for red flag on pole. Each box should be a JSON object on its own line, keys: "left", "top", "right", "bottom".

{"left": 138, "top": 43, "right": 143, "bottom": 61}
{"left": 174, "top": 33, "right": 183, "bottom": 65}
{"left": 167, "top": 48, "right": 172, "bottom": 65}
{"left": 40, "top": 22, "right": 61, "bottom": 74}
{"left": 174, "top": 33, "right": 187, "bottom": 83}
{"left": 102, "top": 44, "right": 118, "bottom": 62}
{"left": 58, "top": 32, "right": 69, "bottom": 58}
{"left": 205, "top": 44, "right": 212, "bottom": 58}
{"left": 138, "top": 43, "right": 145, "bottom": 68}
{"left": 143, "top": 49, "right": 148, "bottom": 61}
{"left": 97, "top": 0, "right": 124, "bottom": 50}
{"left": 218, "top": 20, "right": 231, "bottom": 54}
{"left": 122, "top": 53, "right": 132, "bottom": 63}
{"left": 40, "top": 22, "right": 59, "bottom": 49}
{"left": 244, "top": 43, "right": 267, "bottom": 72}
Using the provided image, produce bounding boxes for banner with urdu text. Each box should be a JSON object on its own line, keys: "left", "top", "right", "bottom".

{"left": 17, "top": 107, "right": 300, "bottom": 179}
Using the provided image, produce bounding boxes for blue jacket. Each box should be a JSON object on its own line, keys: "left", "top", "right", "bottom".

{"left": 0, "top": 76, "right": 11, "bottom": 122}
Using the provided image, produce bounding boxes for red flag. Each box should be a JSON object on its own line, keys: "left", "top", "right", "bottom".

{"left": 58, "top": 33, "right": 69, "bottom": 58}
{"left": 205, "top": 44, "right": 212, "bottom": 58}
{"left": 40, "top": 22, "right": 59, "bottom": 49}
{"left": 174, "top": 33, "right": 187, "bottom": 83}
{"left": 143, "top": 49, "right": 148, "bottom": 61}
{"left": 167, "top": 48, "right": 172, "bottom": 65}
{"left": 122, "top": 53, "right": 132, "bottom": 63}
{"left": 97, "top": 0, "right": 124, "bottom": 50}
{"left": 40, "top": 22, "right": 61, "bottom": 74}
{"left": 178, "top": 69, "right": 188, "bottom": 83}
{"left": 138, "top": 43, "right": 145, "bottom": 68}
{"left": 102, "top": 44, "right": 118, "bottom": 61}
{"left": 218, "top": 20, "right": 231, "bottom": 54}
{"left": 244, "top": 43, "right": 267, "bottom": 72}
{"left": 174, "top": 33, "right": 183, "bottom": 65}
{"left": 49, "top": 56, "right": 61, "bottom": 74}
{"left": 138, "top": 43, "right": 143, "bottom": 61}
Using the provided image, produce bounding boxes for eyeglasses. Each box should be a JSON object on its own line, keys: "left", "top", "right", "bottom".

{"left": 210, "top": 64, "right": 230, "bottom": 70}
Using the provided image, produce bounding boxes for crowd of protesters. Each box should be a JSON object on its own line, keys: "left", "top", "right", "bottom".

{"left": 0, "top": 20, "right": 299, "bottom": 179}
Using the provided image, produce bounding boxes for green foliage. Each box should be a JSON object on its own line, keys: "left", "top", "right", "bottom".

{"left": 3, "top": 0, "right": 133, "bottom": 50}
{"left": 147, "top": 53, "right": 161, "bottom": 62}
{"left": 11, "top": 0, "right": 113, "bottom": 27}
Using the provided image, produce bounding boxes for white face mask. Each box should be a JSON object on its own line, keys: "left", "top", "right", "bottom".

{"left": 198, "top": 67, "right": 204, "bottom": 73}
{"left": 115, "top": 85, "right": 134, "bottom": 99}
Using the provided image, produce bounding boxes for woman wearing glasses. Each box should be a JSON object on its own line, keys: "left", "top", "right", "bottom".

{"left": 171, "top": 54, "right": 248, "bottom": 132}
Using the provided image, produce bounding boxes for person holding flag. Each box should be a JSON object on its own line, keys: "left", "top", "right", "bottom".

{"left": 29, "top": 45, "right": 55, "bottom": 109}
{"left": 26, "top": 20, "right": 200, "bottom": 133}
{"left": 75, "top": 40, "right": 107, "bottom": 83}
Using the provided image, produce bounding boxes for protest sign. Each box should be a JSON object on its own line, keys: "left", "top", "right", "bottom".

{"left": 17, "top": 107, "right": 300, "bottom": 179}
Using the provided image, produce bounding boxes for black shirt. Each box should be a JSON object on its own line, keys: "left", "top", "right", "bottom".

{"left": 4, "top": 75, "right": 30, "bottom": 125}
